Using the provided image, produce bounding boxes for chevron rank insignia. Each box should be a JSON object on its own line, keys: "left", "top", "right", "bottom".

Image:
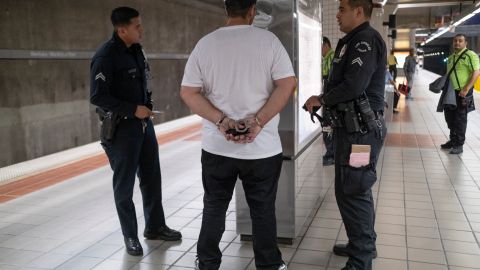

{"left": 95, "top": 72, "right": 106, "bottom": 82}
{"left": 351, "top": 57, "right": 363, "bottom": 67}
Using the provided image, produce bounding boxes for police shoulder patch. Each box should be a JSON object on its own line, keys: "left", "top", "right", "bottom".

{"left": 355, "top": 41, "right": 372, "bottom": 53}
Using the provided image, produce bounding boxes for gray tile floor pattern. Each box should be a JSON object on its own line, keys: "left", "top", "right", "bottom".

{"left": 1, "top": 69, "right": 480, "bottom": 269}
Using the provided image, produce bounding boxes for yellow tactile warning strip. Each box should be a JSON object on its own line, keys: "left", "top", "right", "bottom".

{"left": 0, "top": 123, "right": 202, "bottom": 203}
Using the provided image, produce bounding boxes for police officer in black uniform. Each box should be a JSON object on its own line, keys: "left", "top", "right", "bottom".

{"left": 90, "top": 6, "right": 181, "bottom": 256}
{"left": 304, "top": 0, "right": 386, "bottom": 269}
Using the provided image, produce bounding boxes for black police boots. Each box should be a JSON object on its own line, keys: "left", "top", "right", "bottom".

{"left": 440, "top": 141, "right": 454, "bottom": 149}
{"left": 144, "top": 225, "right": 182, "bottom": 241}
{"left": 333, "top": 243, "right": 377, "bottom": 259}
{"left": 450, "top": 146, "right": 463, "bottom": 154}
{"left": 124, "top": 237, "right": 143, "bottom": 256}
{"left": 323, "top": 155, "right": 334, "bottom": 166}
{"left": 341, "top": 264, "right": 357, "bottom": 270}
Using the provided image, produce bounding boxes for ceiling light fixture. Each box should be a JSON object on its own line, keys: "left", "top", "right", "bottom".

{"left": 422, "top": 6, "right": 480, "bottom": 45}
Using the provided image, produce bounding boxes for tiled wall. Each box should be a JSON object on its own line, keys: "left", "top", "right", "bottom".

{"left": 322, "top": 0, "right": 343, "bottom": 49}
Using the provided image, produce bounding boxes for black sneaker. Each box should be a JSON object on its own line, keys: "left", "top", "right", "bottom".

{"left": 440, "top": 141, "right": 453, "bottom": 149}
{"left": 449, "top": 146, "right": 463, "bottom": 154}
{"left": 144, "top": 225, "right": 182, "bottom": 241}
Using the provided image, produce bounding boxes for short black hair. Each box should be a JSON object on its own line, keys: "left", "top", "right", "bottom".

{"left": 348, "top": 0, "right": 373, "bottom": 18}
{"left": 454, "top": 33, "right": 467, "bottom": 40}
{"left": 111, "top": 6, "right": 139, "bottom": 27}
{"left": 224, "top": 0, "right": 257, "bottom": 18}
{"left": 323, "top": 36, "right": 331, "bottom": 48}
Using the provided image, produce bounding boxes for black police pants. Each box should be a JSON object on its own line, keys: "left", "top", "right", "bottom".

{"left": 102, "top": 118, "right": 166, "bottom": 238}
{"left": 323, "top": 130, "right": 335, "bottom": 159}
{"left": 444, "top": 92, "right": 469, "bottom": 147}
{"left": 334, "top": 117, "right": 387, "bottom": 270}
{"left": 197, "top": 150, "right": 283, "bottom": 270}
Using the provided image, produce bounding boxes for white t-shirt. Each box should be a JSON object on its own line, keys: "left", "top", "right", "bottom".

{"left": 181, "top": 25, "right": 295, "bottom": 159}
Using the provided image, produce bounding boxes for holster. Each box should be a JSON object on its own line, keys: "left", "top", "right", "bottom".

{"left": 323, "top": 107, "right": 343, "bottom": 128}
{"left": 96, "top": 107, "right": 120, "bottom": 141}
{"left": 146, "top": 91, "right": 154, "bottom": 110}
{"left": 335, "top": 101, "right": 361, "bottom": 133}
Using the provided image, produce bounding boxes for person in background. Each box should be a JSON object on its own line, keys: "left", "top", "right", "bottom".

{"left": 403, "top": 48, "right": 417, "bottom": 99}
{"left": 387, "top": 50, "right": 398, "bottom": 81}
{"left": 322, "top": 36, "right": 335, "bottom": 166}
{"left": 386, "top": 66, "right": 400, "bottom": 113}
{"left": 440, "top": 33, "right": 480, "bottom": 154}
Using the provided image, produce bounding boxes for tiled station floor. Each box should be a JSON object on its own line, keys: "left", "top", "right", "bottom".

{"left": 2, "top": 69, "right": 480, "bottom": 269}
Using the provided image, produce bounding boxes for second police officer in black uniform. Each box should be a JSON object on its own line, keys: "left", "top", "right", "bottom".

{"left": 90, "top": 6, "right": 181, "bottom": 256}
{"left": 305, "top": 0, "right": 387, "bottom": 269}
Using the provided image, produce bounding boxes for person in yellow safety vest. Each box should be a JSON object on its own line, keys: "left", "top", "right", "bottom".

{"left": 440, "top": 34, "right": 480, "bottom": 154}
{"left": 323, "top": 36, "right": 335, "bottom": 82}
{"left": 387, "top": 50, "right": 398, "bottom": 81}
{"left": 322, "top": 36, "right": 335, "bottom": 166}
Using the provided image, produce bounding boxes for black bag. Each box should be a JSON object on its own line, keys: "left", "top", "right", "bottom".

{"left": 429, "top": 49, "right": 469, "bottom": 94}
{"left": 465, "top": 94, "right": 476, "bottom": 113}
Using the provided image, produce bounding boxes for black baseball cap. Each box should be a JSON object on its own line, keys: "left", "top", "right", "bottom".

{"left": 224, "top": 0, "right": 257, "bottom": 9}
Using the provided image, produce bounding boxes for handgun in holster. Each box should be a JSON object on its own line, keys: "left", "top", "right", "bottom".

{"left": 336, "top": 101, "right": 361, "bottom": 133}
{"left": 146, "top": 91, "right": 154, "bottom": 110}
{"left": 355, "top": 95, "right": 378, "bottom": 132}
{"left": 96, "top": 107, "right": 120, "bottom": 141}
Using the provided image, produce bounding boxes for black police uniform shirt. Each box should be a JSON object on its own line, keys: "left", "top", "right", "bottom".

{"left": 90, "top": 33, "right": 151, "bottom": 117}
{"left": 323, "top": 22, "right": 387, "bottom": 111}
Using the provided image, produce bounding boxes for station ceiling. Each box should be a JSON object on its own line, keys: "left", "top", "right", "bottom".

{"left": 195, "top": 0, "right": 480, "bottom": 48}
{"left": 387, "top": 0, "right": 479, "bottom": 48}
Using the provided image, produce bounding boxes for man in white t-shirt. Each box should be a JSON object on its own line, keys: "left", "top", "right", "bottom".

{"left": 180, "top": 1, "right": 296, "bottom": 269}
